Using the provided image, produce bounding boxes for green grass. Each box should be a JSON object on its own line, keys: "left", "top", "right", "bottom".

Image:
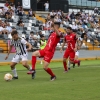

{"left": 0, "top": 60, "right": 100, "bottom": 100}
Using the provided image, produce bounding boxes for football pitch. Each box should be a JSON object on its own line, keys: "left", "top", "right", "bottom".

{"left": 0, "top": 60, "right": 100, "bottom": 100}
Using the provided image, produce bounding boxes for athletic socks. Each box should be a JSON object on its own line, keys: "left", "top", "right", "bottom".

{"left": 12, "top": 68, "right": 18, "bottom": 77}
{"left": 63, "top": 61, "right": 68, "bottom": 71}
{"left": 40, "top": 60, "right": 43, "bottom": 64}
{"left": 32, "top": 56, "right": 36, "bottom": 70}
{"left": 74, "top": 60, "right": 79, "bottom": 64}
{"left": 68, "top": 60, "right": 70, "bottom": 68}
{"left": 44, "top": 68, "right": 55, "bottom": 77}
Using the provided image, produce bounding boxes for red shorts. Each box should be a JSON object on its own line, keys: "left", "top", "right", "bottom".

{"left": 39, "top": 49, "right": 54, "bottom": 63}
{"left": 63, "top": 49, "right": 75, "bottom": 61}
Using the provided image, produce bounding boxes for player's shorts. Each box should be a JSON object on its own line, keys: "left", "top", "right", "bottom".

{"left": 63, "top": 49, "right": 75, "bottom": 61}
{"left": 11, "top": 54, "right": 28, "bottom": 63}
{"left": 75, "top": 51, "right": 79, "bottom": 56}
{"left": 39, "top": 49, "right": 54, "bottom": 63}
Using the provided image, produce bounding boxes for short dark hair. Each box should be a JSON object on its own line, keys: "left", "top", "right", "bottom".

{"left": 81, "top": 33, "right": 87, "bottom": 38}
{"left": 54, "top": 22, "right": 61, "bottom": 26}
{"left": 11, "top": 30, "right": 18, "bottom": 36}
{"left": 67, "top": 26, "right": 72, "bottom": 30}
{"left": 30, "top": 31, "right": 34, "bottom": 34}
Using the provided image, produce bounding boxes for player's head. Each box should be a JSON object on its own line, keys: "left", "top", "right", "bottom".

{"left": 81, "top": 33, "right": 87, "bottom": 40}
{"left": 54, "top": 22, "right": 61, "bottom": 29}
{"left": 41, "top": 35, "right": 45, "bottom": 40}
{"left": 11, "top": 30, "right": 19, "bottom": 40}
{"left": 66, "top": 27, "right": 72, "bottom": 34}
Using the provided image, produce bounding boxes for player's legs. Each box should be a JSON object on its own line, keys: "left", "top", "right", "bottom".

{"left": 69, "top": 51, "right": 80, "bottom": 67}
{"left": 74, "top": 51, "right": 80, "bottom": 66}
{"left": 75, "top": 51, "right": 79, "bottom": 60}
{"left": 22, "top": 61, "right": 31, "bottom": 70}
{"left": 63, "top": 50, "right": 69, "bottom": 72}
{"left": 43, "top": 60, "right": 56, "bottom": 81}
{"left": 43, "top": 51, "right": 56, "bottom": 81}
{"left": 27, "top": 50, "right": 40, "bottom": 75}
{"left": 11, "top": 55, "right": 20, "bottom": 79}
{"left": 68, "top": 58, "right": 71, "bottom": 70}
{"left": 21, "top": 55, "right": 31, "bottom": 70}
{"left": 40, "top": 58, "right": 43, "bottom": 64}
{"left": 63, "top": 58, "right": 68, "bottom": 72}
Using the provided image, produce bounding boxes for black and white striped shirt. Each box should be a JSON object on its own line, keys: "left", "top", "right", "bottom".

{"left": 11, "top": 38, "right": 27, "bottom": 55}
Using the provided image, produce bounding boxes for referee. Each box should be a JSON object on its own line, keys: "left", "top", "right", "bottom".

{"left": 5, "top": 30, "right": 32, "bottom": 79}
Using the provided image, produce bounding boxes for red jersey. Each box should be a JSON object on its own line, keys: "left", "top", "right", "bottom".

{"left": 44, "top": 32, "right": 61, "bottom": 53}
{"left": 65, "top": 33, "right": 77, "bottom": 50}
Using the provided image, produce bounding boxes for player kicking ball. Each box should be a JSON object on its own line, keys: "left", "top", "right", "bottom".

{"left": 60, "top": 27, "right": 80, "bottom": 72}
{"left": 5, "top": 30, "right": 32, "bottom": 79}
{"left": 27, "top": 22, "right": 62, "bottom": 81}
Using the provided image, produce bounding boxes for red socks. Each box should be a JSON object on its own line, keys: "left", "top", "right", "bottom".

{"left": 45, "top": 68, "right": 55, "bottom": 77}
{"left": 63, "top": 61, "right": 68, "bottom": 71}
{"left": 32, "top": 56, "right": 36, "bottom": 70}
{"left": 74, "top": 60, "right": 79, "bottom": 64}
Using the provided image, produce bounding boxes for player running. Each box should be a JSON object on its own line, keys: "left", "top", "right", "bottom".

{"left": 60, "top": 27, "right": 80, "bottom": 72}
{"left": 27, "top": 22, "right": 62, "bottom": 81}
{"left": 68, "top": 32, "right": 87, "bottom": 69}
{"left": 5, "top": 30, "right": 32, "bottom": 79}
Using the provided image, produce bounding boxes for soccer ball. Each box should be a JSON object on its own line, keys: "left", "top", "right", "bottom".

{"left": 4, "top": 73, "right": 13, "bottom": 81}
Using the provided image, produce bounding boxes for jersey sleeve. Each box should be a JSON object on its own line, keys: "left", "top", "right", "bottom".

{"left": 21, "top": 38, "right": 28, "bottom": 45}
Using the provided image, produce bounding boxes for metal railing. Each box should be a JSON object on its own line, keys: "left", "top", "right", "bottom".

{"left": 68, "top": 0, "right": 100, "bottom": 9}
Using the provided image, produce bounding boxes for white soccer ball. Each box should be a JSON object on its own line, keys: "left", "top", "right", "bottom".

{"left": 4, "top": 73, "right": 13, "bottom": 81}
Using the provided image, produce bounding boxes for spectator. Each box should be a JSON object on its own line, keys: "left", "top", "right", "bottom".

{"left": 6, "top": 23, "right": 12, "bottom": 33}
{"left": 0, "top": 8, "right": 3, "bottom": 15}
{"left": 5, "top": 0, "right": 9, "bottom": 7}
{"left": 28, "top": 31, "right": 37, "bottom": 48}
{"left": 47, "top": 13, "right": 51, "bottom": 20}
{"left": 62, "top": 18, "right": 69, "bottom": 27}
{"left": 43, "top": 19, "right": 52, "bottom": 30}
{"left": 17, "top": 19, "right": 24, "bottom": 27}
{"left": 16, "top": 2, "right": 21, "bottom": 8}
{"left": 28, "top": 9, "right": 33, "bottom": 17}
{"left": 5, "top": 10, "right": 12, "bottom": 19}
{"left": 50, "top": 10, "right": 55, "bottom": 17}
{"left": 94, "top": 7, "right": 98, "bottom": 14}
{"left": 18, "top": 7, "right": 24, "bottom": 16}
{"left": 39, "top": 31, "right": 44, "bottom": 38}
{"left": 0, "top": 23, "right": 4, "bottom": 34}
{"left": 34, "top": 32, "right": 40, "bottom": 40}
{"left": 70, "top": 11, "right": 75, "bottom": 21}
{"left": 44, "top": 1, "right": 49, "bottom": 11}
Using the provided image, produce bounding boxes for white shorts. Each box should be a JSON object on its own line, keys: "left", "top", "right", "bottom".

{"left": 75, "top": 51, "right": 79, "bottom": 57}
{"left": 12, "top": 54, "right": 28, "bottom": 63}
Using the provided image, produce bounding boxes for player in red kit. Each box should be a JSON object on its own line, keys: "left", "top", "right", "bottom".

{"left": 27, "top": 22, "right": 62, "bottom": 81}
{"left": 60, "top": 27, "right": 80, "bottom": 72}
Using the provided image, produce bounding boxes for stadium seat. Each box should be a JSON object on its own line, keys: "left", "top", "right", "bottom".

{"left": 27, "top": 27, "right": 31, "bottom": 31}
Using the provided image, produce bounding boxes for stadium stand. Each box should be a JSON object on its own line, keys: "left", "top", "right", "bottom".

{"left": 0, "top": 0, "right": 100, "bottom": 53}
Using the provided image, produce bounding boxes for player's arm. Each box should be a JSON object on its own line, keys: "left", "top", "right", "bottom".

{"left": 54, "top": 26, "right": 61, "bottom": 36}
{"left": 26, "top": 42, "right": 32, "bottom": 51}
{"left": 5, "top": 45, "right": 13, "bottom": 60}
{"left": 21, "top": 39, "right": 32, "bottom": 51}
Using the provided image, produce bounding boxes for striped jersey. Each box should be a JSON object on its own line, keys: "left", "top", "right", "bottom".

{"left": 10, "top": 38, "right": 27, "bottom": 55}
